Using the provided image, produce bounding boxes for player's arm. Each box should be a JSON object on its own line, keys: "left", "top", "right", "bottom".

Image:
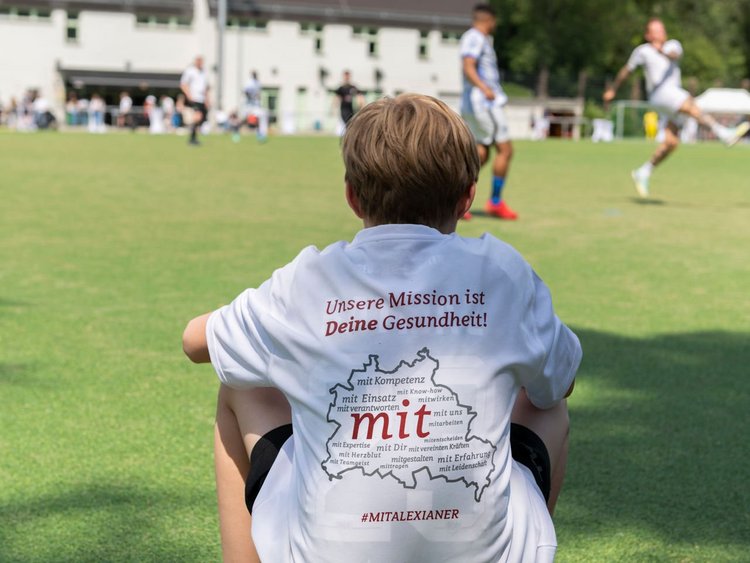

{"left": 183, "top": 312, "right": 212, "bottom": 363}
{"left": 656, "top": 42, "right": 682, "bottom": 61}
{"left": 602, "top": 65, "right": 631, "bottom": 102}
{"left": 658, "top": 49, "right": 681, "bottom": 61}
{"left": 462, "top": 56, "right": 495, "bottom": 100}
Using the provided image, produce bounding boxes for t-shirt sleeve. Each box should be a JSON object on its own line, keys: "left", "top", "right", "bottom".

{"left": 206, "top": 285, "right": 274, "bottom": 389}
{"left": 460, "top": 29, "right": 483, "bottom": 60}
{"left": 519, "top": 272, "right": 582, "bottom": 409}
{"left": 626, "top": 45, "right": 645, "bottom": 71}
{"left": 663, "top": 39, "right": 683, "bottom": 58}
{"left": 180, "top": 69, "right": 190, "bottom": 86}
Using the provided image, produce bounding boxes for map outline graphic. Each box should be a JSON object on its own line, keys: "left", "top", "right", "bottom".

{"left": 322, "top": 348, "right": 496, "bottom": 502}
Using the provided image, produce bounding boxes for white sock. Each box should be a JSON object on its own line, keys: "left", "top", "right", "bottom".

{"left": 710, "top": 122, "right": 731, "bottom": 141}
{"left": 639, "top": 161, "right": 654, "bottom": 176}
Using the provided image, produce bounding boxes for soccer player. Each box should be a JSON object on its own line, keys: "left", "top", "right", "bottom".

{"left": 333, "top": 70, "right": 365, "bottom": 129}
{"left": 243, "top": 70, "right": 269, "bottom": 142}
{"left": 603, "top": 18, "right": 750, "bottom": 198}
{"left": 460, "top": 3, "right": 517, "bottom": 220}
{"left": 180, "top": 55, "right": 210, "bottom": 146}
{"left": 183, "top": 94, "right": 581, "bottom": 562}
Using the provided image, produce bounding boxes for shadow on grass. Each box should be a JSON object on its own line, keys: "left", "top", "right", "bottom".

{"left": 0, "top": 364, "right": 29, "bottom": 385}
{"left": 561, "top": 328, "right": 750, "bottom": 548}
{"left": 632, "top": 197, "right": 665, "bottom": 205}
{"left": 0, "top": 483, "right": 217, "bottom": 562}
{"left": 0, "top": 298, "right": 30, "bottom": 308}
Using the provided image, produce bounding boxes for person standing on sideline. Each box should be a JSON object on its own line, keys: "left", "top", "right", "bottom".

{"left": 603, "top": 18, "right": 749, "bottom": 198}
{"left": 460, "top": 3, "right": 517, "bottom": 221}
{"left": 333, "top": 70, "right": 365, "bottom": 131}
{"left": 243, "top": 70, "right": 269, "bottom": 142}
{"left": 87, "top": 93, "right": 105, "bottom": 133}
{"left": 180, "top": 55, "right": 210, "bottom": 146}
{"left": 117, "top": 91, "right": 132, "bottom": 129}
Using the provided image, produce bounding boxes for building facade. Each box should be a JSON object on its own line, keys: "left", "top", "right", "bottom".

{"left": 0, "top": 0, "right": 474, "bottom": 132}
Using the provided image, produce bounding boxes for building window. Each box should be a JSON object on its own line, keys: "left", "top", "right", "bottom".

{"left": 418, "top": 31, "right": 430, "bottom": 59}
{"left": 0, "top": 6, "right": 51, "bottom": 20}
{"left": 353, "top": 27, "right": 379, "bottom": 58}
{"left": 300, "top": 22, "right": 324, "bottom": 54}
{"left": 136, "top": 14, "right": 191, "bottom": 28}
{"left": 227, "top": 17, "right": 267, "bottom": 30}
{"left": 66, "top": 11, "right": 79, "bottom": 43}
{"left": 441, "top": 31, "right": 461, "bottom": 44}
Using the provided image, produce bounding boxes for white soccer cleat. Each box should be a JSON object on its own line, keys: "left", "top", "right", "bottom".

{"left": 726, "top": 121, "right": 750, "bottom": 147}
{"left": 631, "top": 169, "right": 650, "bottom": 198}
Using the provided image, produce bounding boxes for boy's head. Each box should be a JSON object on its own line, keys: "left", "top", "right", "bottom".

{"left": 342, "top": 94, "right": 479, "bottom": 230}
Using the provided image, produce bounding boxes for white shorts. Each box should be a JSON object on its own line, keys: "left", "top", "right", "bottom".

{"left": 462, "top": 87, "right": 511, "bottom": 146}
{"left": 649, "top": 86, "right": 691, "bottom": 123}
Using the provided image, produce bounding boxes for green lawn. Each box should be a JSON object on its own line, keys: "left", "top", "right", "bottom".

{"left": 1, "top": 131, "right": 748, "bottom": 562}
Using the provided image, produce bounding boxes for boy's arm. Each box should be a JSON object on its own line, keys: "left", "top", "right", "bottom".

{"left": 183, "top": 312, "right": 212, "bottom": 363}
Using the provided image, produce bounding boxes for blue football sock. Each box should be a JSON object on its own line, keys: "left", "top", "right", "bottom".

{"left": 491, "top": 176, "right": 505, "bottom": 204}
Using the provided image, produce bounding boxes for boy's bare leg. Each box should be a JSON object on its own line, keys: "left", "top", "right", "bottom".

{"left": 511, "top": 388, "right": 569, "bottom": 515}
{"left": 214, "top": 384, "right": 292, "bottom": 563}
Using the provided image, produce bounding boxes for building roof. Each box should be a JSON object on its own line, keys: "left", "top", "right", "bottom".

{"left": 209, "top": 0, "right": 474, "bottom": 31}
{"left": 59, "top": 67, "right": 183, "bottom": 89}
{"left": 0, "top": 0, "right": 192, "bottom": 16}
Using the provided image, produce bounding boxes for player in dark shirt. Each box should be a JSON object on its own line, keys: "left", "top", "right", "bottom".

{"left": 334, "top": 70, "right": 365, "bottom": 125}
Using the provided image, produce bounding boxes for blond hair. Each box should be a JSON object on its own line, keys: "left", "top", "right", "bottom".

{"left": 341, "top": 94, "right": 479, "bottom": 227}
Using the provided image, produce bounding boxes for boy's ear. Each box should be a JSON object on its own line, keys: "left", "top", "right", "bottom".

{"left": 456, "top": 183, "right": 477, "bottom": 218}
{"left": 346, "top": 182, "right": 365, "bottom": 219}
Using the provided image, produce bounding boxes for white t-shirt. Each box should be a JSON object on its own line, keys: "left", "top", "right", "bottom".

{"left": 119, "top": 95, "right": 132, "bottom": 113}
{"left": 207, "top": 224, "right": 582, "bottom": 563}
{"left": 180, "top": 65, "right": 209, "bottom": 103}
{"left": 627, "top": 40, "right": 683, "bottom": 96}
{"left": 244, "top": 77, "right": 262, "bottom": 107}
{"left": 460, "top": 27, "right": 507, "bottom": 109}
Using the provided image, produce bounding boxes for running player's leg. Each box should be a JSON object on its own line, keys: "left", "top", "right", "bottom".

{"left": 214, "top": 385, "right": 291, "bottom": 562}
{"left": 484, "top": 139, "right": 517, "bottom": 219}
{"left": 679, "top": 97, "right": 749, "bottom": 145}
{"left": 189, "top": 105, "right": 204, "bottom": 144}
{"left": 510, "top": 387, "right": 569, "bottom": 515}
{"left": 485, "top": 103, "right": 517, "bottom": 219}
{"left": 476, "top": 143, "right": 489, "bottom": 167}
{"left": 631, "top": 121, "right": 679, "bottom": 197}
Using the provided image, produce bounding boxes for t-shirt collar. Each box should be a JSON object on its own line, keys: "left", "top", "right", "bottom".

{"left": 352, "top": 224, "right": 450, "bottom": 245}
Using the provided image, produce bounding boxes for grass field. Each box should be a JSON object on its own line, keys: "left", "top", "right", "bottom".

{"left": 1, "top": 130, "right": 748, "bottom": 562}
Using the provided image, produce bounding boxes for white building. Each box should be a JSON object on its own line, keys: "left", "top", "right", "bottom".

{"left": 0, "top": 0, "right": 475, "bottom": 132}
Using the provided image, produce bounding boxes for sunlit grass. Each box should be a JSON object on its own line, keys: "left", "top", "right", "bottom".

{"left": 1, "top": 130, "right": 748, "bottom": 561}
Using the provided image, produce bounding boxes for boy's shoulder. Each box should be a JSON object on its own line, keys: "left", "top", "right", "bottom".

{"left": 282, "top": 227, "right": 529, "bottom": 272}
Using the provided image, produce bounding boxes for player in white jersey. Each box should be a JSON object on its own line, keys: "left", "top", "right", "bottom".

{"left": 604, "top": 18, "right": 749, "bottom": 198}
{"left": 180, "top": 55, "right": 210, "bottom": 146}
{"left": 243, "top": 70, "right": 269, "bottom": 142}
{"left": 184, "top": 94, "right": 581, "bottom": 563}
{"left": 460, "top": 3, "right": 517, "bottom": 220}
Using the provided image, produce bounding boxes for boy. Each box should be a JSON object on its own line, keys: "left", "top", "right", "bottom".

{"left": 184, "top": 94, "right": 581, "bottom": 562}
